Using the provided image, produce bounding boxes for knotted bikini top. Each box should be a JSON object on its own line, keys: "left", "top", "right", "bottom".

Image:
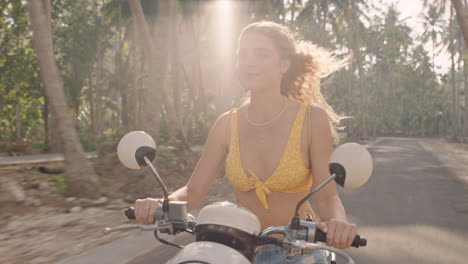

{"left": 225, "top": 103, "right": 313, "bottom": 209}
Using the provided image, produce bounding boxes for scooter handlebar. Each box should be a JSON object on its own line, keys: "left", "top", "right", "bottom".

{"left": 124, "top": 207, "right": 367, "bottom": 248}
{"left": 314, "top": 229, "right": 367, "bottom": 248}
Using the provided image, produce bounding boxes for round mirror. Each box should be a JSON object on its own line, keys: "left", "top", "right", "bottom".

{"left": 329, "top": 143, "right": 373, "bottom": 189}
{"left": 117, "top": 131, "right": 156, "bottom": 169}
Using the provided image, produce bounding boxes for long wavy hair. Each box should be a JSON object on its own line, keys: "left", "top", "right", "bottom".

{"left": 238, "top": 21, "right": 348, "bottom": 136}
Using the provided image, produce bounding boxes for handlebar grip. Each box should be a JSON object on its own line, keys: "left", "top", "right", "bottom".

{"left": 125, "top": 207, "right": 136, "bottom": 220}
{"left": 315, "top": 229, "right": 367, "bottom": 248}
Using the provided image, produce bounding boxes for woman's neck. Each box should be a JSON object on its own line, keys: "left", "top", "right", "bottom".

{"left": 248, "top": 87, "right": 287, "bottom": 121}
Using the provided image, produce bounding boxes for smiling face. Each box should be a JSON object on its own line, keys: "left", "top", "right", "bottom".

{"left": 236, "top": 32, "right": 290, "bottom": 93}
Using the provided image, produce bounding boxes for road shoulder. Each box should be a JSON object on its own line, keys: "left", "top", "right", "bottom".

{"left": 419, "top": 138, "right": 468, "bottom": 188}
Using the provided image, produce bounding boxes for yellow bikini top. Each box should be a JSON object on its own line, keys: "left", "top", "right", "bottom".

{"left": 225, "top": 103, "right": 313, "bottom": 209}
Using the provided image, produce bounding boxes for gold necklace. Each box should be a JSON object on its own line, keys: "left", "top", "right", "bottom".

{"left": 246, "top": 98, "right": 288, "bottom": 144}
{"left": 246, "top": 98, "right": 288, "bottom": 127}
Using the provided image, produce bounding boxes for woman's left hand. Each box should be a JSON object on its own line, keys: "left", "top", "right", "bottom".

{"left": 317, "top": 218, "right": 357, "bottom": 249}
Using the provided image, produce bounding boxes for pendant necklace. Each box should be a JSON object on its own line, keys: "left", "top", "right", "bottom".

{"left": 246, "top": 98, "right": 288, "bottom": 144}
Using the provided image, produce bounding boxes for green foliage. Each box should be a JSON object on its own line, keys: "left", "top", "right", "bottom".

{"left": 0, "top": 0, "right": 44, "bottom": 147}
{"left": 1, "top": 0, "right": 466, "bottom": 154}
{"left": 53, "top": 0, "right": 113, "bottom": 116}
{"left": 53, "top": 174, "right": 68, "bottom": 195}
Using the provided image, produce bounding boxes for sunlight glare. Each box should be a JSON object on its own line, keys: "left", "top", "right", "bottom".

{"left": 215, "top": 0, "right": 234, "bottom": 55}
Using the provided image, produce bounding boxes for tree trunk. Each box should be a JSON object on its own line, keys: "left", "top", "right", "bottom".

{"left": 42, "top": 95, "right": 62, "bottom": 153}
{"left": 279, "top": 0, "right": 285, "bottom": 22}
{"left": 121, "top": 86, "right": 129, "bottom": 129}
{"left": 452, "top": 0, "right": 468, "bottom": 46}
{"left": 357, "top": 55, "right": 367, "bottom": 139}
{"left": 452, "top": 0, "right": 468, "bottom": 137}
{"left": 88, "top": 72, "right": 96, "bottom": 135}
{"left": 318, "top": 0, "right": 329, "bottom": 46}
{"left": 42, "top": 94, "right": 48, "bottom": 148}
{"left": 162, "top": 0, "right": 181, "bottom": 141}
{"left": 463, "top": 53, "right": 468, "bottom": 137}
{"left": 26, "top": 0, "right": 101, "bottom": 198}
{"left": 15, "top": 85, "right": 21, "bottom": 142}
{"left": 128, "top": 0, "right": 161, "bottom": 139}
{"left": 171, "top": 43, "right": 190, "bottom": 147}
{"left": 290, "top": 0, "right": 296, "bottom": 25}
{"left": 131, "top": 18, "right": 139, "bottom": 130}
{"left": 189, "top": 14, "right": 207, "bottom": 125}
{"left": 450, "top": 4, "right": 459, "bottom": 140}
{"left": 117, "top": 0, "right": 129, "bottom": 130}
{"left": 136, "top": 45, "right": 145, "bottom": 129}
{"left": 345, "top": 0, "right": 356, "bottom": 138}
{"left": 95, "top": 50, "right": 103, "bottom": 136}
{"left": 39, "top": 0, "right": 61, "bottom": 152}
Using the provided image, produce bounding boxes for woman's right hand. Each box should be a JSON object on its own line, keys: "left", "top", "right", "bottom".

{"left": 134, "top": 198, "right": 163, "bottom": 225}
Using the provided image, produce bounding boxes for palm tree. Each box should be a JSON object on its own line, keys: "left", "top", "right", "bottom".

{"left": 420, "top": 3, "right": 446, "bottom": 73}
{"left": 327, "top": 0, "right": 371, "bottom": 138}
{"left": 26, "top": 0, "right": 101, "bottom": 198}
{"left": 450, "top": 3, "right": 460, "bottom": 139}
{"left": 296, "top": 0, "right": 334, "bottom": 48}
{"left": 424, "top": 0, "right": 465, "bottom": 140}
{"left": 366, "top": 6, "right": 413, "bottom": 135}
{"left": 451, "top": 0, "right": 468, "bottom": 46}
{"left": 450, "top": 0, "right": 468, "bottom": 137}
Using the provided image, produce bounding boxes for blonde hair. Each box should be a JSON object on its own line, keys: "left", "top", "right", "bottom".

{"left": 239, "top": 21, "right": 349, "bottom": 135}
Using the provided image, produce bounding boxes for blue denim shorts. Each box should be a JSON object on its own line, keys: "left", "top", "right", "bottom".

{"left": 254, "top": 244, "right": 327, "bottom": 264}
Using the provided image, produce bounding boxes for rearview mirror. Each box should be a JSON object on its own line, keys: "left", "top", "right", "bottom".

{"left": 117, "top": 131, "right": 156, "bottom": 170}
{"left": 330, "top": 143, "right": 373, "bottom": 189}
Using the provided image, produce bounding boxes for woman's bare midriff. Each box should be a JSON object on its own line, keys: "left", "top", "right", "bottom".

{"left": 234, "top": 189, "right": 314, "bottom": 230}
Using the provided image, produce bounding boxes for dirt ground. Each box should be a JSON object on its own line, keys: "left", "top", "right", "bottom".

{"left": 0, "top": 149, "right": 234, "bottom": 264}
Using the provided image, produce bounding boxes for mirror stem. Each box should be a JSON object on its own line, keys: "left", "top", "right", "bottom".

{"left": 294, "top": 173, "right": 336, "bottom": 218}
{"left": 144, "top": 156, "right": 169, "bottom": 199}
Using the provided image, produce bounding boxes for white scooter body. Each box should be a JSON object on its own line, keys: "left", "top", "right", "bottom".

{"left": 167, "top": 241, "right": 251, "bottom": 264}
{"left": 196, "top": 201, "right": 261, "bottom": 235}
{"left": 168, "top": 202, "right": 261, "bottom": 263}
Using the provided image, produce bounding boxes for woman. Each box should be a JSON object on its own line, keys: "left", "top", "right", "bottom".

{"left": 134, "top": 21, "right": 357, "bottom": 263}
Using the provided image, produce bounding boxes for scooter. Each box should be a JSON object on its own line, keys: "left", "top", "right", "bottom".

{"left": 104, "top": 131, "right": 373, "bottom": 264}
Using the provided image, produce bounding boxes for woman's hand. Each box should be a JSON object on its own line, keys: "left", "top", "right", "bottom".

{"left": 317, "top": 219, "right": 357, "bottom": 249}
{"left": 134, "top": 198, "right": 163, "bottom": 225}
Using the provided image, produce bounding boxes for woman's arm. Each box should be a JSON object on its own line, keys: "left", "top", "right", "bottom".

{"left": 135, "top": 111, "right": 230, "bottom": 224}
{"left": 308, "top": 105, "right": 357, "bottom": 249}
{"left": 169, "top": 111, "right": 230, "bottom": 211}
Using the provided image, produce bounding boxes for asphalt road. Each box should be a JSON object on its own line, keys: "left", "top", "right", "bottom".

{"left": 59, "top": 137, "right": 468, "bottom": 264}
{"left": 342, "top": 137, "right": 468, "bottom": 263}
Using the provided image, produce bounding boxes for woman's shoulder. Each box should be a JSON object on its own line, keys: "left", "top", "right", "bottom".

{"left": 213, "top": 110, "right": 232, "bottom": 127}
{"left": 204, "top": 111, "right": 233, "bottom": 149}
{"left": 210, "top": 108, "right": 237, "bottom": 134}
{"left": 306, "top": 103, "right": 328, "bottom": 119}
